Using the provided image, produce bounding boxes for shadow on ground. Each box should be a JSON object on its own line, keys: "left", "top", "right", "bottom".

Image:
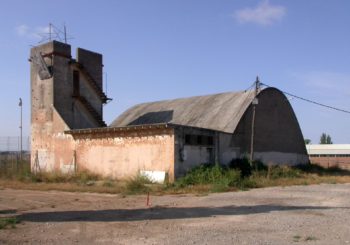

{"left": 0, "top": 210, "right": 17, "bottom": 215}
{"left": 16, "top": 205, "right": 347, "bottom": 223}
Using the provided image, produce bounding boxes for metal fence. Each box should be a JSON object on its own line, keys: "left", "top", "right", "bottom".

{"left": 0, "top": 136, "right": 30, "bottom": 152}
{"left": 0, "top": 137, "right": 31, "bottom": 174}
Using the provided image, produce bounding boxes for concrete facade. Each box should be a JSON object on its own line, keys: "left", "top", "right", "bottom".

{"left": 69, "top": 126, "right": 175, "bottom": 181}
{"left": 31, "top": 40, "right": 308, "bottom": 181}
{"left": 231, "top": 88, "right": 309, "bottom": 165}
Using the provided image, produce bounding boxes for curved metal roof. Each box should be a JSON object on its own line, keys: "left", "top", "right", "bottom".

{"left": 110, "top": 88, "right": 264, "bottom": 133}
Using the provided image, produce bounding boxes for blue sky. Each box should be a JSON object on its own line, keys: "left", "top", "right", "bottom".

{"left": 0, "top": 0, "right": 349, "bottom": 144}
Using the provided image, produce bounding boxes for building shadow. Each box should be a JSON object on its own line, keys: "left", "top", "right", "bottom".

{"left": 0, "top": 209, "right": 17, "bottom": 215}
{"left": 17, "top": 204, "right": 346, "bottom": 223}
{"left": 128, "top": 110, "right": 174, "bottom": 125}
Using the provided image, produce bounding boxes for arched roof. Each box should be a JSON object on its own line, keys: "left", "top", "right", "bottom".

{"left": 110, "top": 88, "right": 272, "bottom": 133}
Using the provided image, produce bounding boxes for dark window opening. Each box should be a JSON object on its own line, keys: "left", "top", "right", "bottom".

{"left": 47, "top": 66, "right": 53, "bottom": 74}
{"left": 184, "top": 134, "right": 214, "bottom": 146}
{"left": 197, "top": 135, "right": 203, "bottom": 145}
{"left": 185, "top": 135, "right": 191, "bottom": 144}
{"left": 73, "top": 70, "right": 80, "bottom": 97}
{"left": 309, "top": 154, "right": 350, "bottom": 158}
{"left": 207, "top": 136, "right": 214, "bottom": 145}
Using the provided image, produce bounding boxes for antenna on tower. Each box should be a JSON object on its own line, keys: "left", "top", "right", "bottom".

{"left": 64, "top": 23, "right": 67, "bottom": 43}
{"left": 37, "top": 23, "right": 74, "bottom": 44}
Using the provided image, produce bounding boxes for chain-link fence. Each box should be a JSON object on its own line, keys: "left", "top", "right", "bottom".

{"left": 0, "top": 137, "right": 31, "bottom": 176}
{"left": 0, "top": 136, "right": 30, "bottom": 152}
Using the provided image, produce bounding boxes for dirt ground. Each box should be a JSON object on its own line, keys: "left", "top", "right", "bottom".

{"left": 0, "top": 184, "right": 350, "bottom": 245}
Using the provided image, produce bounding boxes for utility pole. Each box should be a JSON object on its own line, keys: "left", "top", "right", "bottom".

{"left": 250, "top": 77, "right": 260, "bottom": 164}
{"left": 19, "top": 98, "right": 23, "bottom": 160}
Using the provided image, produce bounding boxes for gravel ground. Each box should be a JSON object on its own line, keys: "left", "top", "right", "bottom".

{"left": 0, "top": 184, "right": 350, "bottom": 245}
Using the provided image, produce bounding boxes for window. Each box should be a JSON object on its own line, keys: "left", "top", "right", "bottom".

{"left": 73, "top": 70, "right": 80, "bottom": 96}
{"left": 197, "top": 135, "right": 203, "bottom": 145}
{"left": 309, "top": 154, "right": 350, "bottom": 158}
{"left": 184, "top": 134, "right": 214, "bottom": 146}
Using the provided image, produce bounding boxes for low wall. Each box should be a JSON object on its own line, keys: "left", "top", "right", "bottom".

{"left": 309, "top": 156, "right": 350, "bottom": 170}
{"left": 72, "top": 128, "right": 175, "bottom": 181}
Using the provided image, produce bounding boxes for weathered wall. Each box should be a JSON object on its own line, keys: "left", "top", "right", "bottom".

{"left": 72, "top": 128, "right": 175, "bottom": 181}
{"left": 218, "top": 132, "right": 240, "bottom": 165}
{"left": 31, "top": 107, "right": 75, "bottom": 173}
{"left": 231, "top": 88, "right": 308, "bottom": 165}
{"left": 173, "top": 127, "right": 242, "bottom": 178}
{"left": 76, "top": 48, "right": 103, "bottom": 89}
{"left": 174, "top": 127, "right": 216, "bottom": 178}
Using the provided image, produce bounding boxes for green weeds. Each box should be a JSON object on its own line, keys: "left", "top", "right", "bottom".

{"left": 0, "top": 217, "right": 19, "bottom": 229}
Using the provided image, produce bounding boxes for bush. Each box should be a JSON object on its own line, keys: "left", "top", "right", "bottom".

{"left": 229, "top": 158, "right": 267, "bottom": 177}
{"left": 267, "top": 165, "right": 301, "bottom": 179}
{"left": 175, "top": 164, "right": 241, "bottom": 191}
{"left": 0, "top": 217, "right": 19, "bottom": 229}
{"left": 125, "top": 174, "right": 153, "bottom": 194}
{"left": 229, "top": 158, "right": 252, "bottom": 177}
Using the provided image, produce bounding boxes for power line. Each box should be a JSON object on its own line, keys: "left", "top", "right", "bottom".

{"left": 260, "top": 82, "right": 350, "bottom": 115}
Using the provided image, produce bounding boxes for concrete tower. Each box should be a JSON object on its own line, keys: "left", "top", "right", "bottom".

{"left": 30, "top": 40, "right": 108, "bottom": 172}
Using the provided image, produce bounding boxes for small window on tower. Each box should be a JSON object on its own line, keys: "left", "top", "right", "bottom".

{"left": 73, "top": 70, "right": 80, "bottom": 97}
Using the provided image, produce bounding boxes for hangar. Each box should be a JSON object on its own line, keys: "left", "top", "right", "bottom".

{"left": 30, "top": 41, "right": 308, "bottom": 181}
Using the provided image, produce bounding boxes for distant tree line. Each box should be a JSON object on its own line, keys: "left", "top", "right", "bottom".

{"left": 304, "top": 133, "right": 333, "bottom": 145}
{"left": 320, "top": 133, "right": 332, "bottom": 144}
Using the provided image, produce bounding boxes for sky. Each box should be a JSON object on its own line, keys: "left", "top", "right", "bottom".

{"left": 0, "top": 0, "right": 349, "bottom": 145}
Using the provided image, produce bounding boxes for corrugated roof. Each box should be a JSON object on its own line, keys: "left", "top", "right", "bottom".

{"left": 110, "top": 89, "right": 257, "bottom": 133}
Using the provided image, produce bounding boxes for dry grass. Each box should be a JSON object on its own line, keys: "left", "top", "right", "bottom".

{"left": 0, "top": 179, "right": 126, "bottom": 194}
{"left": 1, "top": 175, "right": 350, "bottom": 195}
{"left": 252, "top": 175, "right": 350, "bottom": 188}
{"left": 1, "top": 162, "right": 350, "bottom": 195}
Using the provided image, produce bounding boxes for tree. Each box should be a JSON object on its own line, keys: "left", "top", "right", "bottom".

{"left": 320, "top": 133, "right": 333, "bottom": 144}
{"left": 304, "top": 139, "right": 311, "bottom": 145}
{"left": 326, "top": 135, "right": 333, "bottom": 144}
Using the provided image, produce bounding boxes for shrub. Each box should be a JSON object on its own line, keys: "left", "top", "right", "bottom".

{"left": 229, "top": 158, "right": 252, "bottom": 177}
{"left": 229, "top": 158, "right": 267, "bottom": 177}
{"left": 296, "top": 163, "right": 350, "bottom": 176}
{"left": 125, "top": 174, "right": 153, "bottom": 194}
{"left": 0, "top": 217, "right": 19, "bottom": 229}
{"left": 175, "top": 164, "right": 241, "bottom": 191}
{"left": 267, "top": 165, "right": 301, "bottom": 179}
{"left": 102, "top": 179, "right": 115, "bottom": 187}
